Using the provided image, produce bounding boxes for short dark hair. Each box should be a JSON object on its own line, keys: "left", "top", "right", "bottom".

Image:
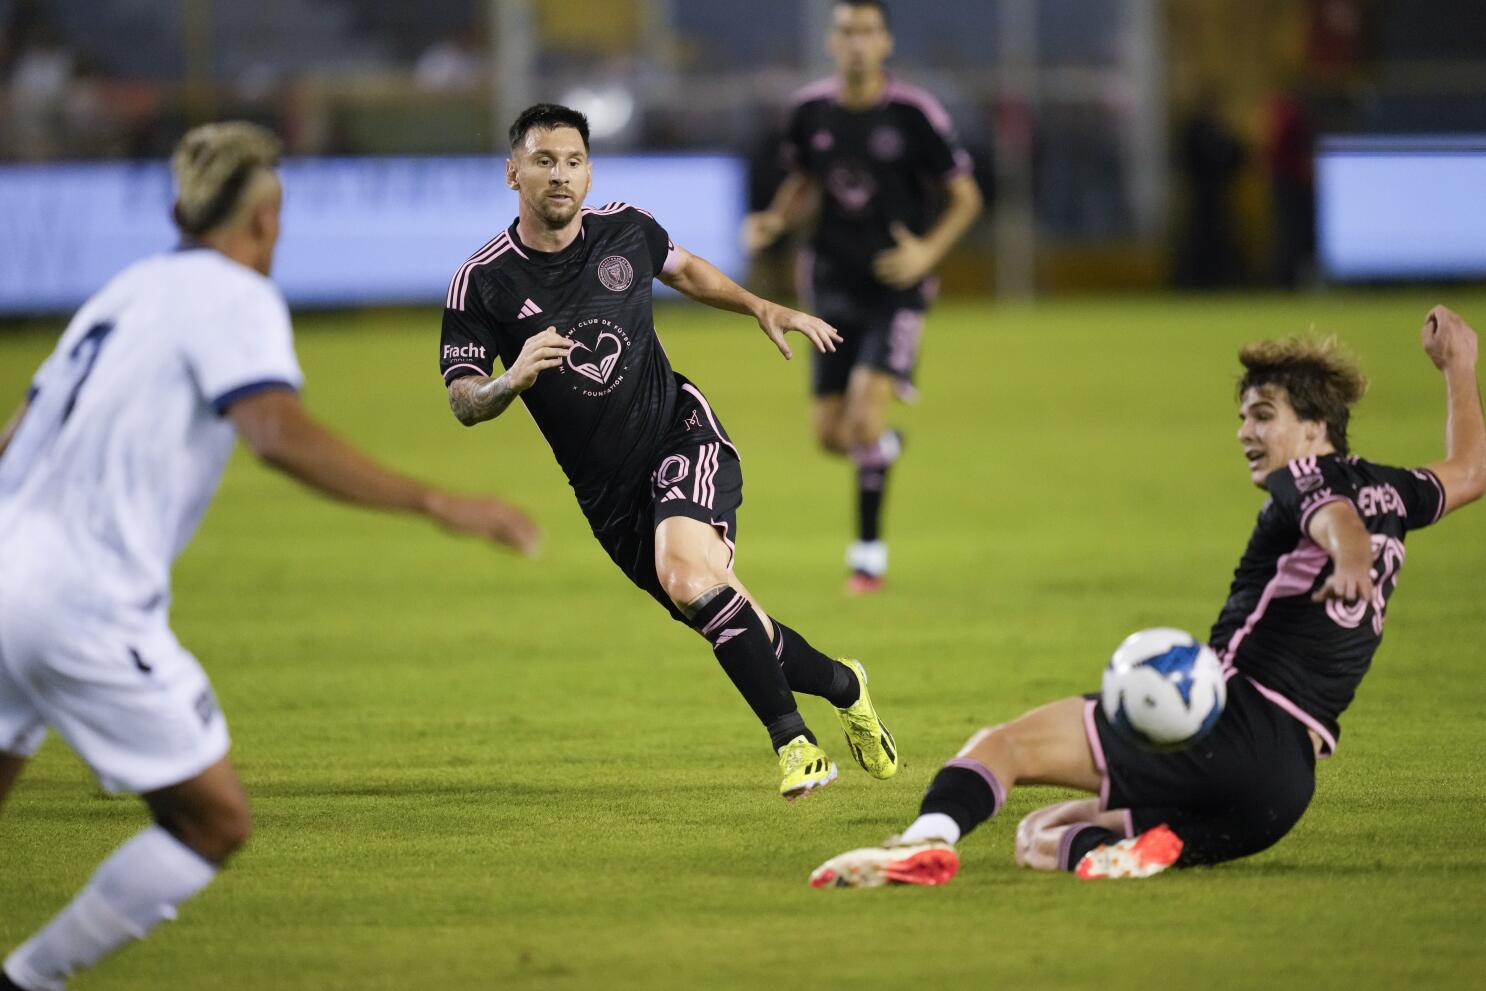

{"left": 835, "top": 0, "right": 889, "bottom": 26}
{"left": 1237, "top": 336, "right": 1368, "bottom": 456}
{"left": 508, "top": 103, "right": 590, "bottom": 152}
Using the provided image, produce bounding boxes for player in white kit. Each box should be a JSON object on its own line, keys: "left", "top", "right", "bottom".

{"left": 0, "top": 123, "right": 538, "bottom": 991}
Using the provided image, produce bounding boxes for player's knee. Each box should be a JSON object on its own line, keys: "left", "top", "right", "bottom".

{"left": 815, "top": 423, "right": 849, "bottom": 455}
{"left": 156, "top": 792, "right": 253, "bottom": 863}
{"left": 656, "top": 551, "right": 725, "bottom": 614}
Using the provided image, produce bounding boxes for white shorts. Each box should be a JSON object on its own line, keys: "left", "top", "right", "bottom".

{"left": 0, "top": 576, "right": 230, "bottom": 794}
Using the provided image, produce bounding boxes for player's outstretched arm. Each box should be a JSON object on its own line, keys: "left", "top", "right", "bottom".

{"left": 871, "top": 173, "right": 983, "bottom": 290}
{"left": 227, "top": 388, "right": 540, "bottom": 555}
{"left": 659, "top": 246, "right": 841, "bottom": 360}
{"left": 446, "top": 327, "right": 574, "bottom": 427}
{"left": 1421, "top": 305, "right": 1486, "bottom": 517}
{"left": 741, "top": 172, "right": 819, "bottom": 255}
{"left": 1307, "top": 501, "right": 1376, "bottom": 605}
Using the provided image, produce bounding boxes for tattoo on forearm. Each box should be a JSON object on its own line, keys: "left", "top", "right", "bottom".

{"left": 448, "top": 374, "right": 518, "bottom": 426}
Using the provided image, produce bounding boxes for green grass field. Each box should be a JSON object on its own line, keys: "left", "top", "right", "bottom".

{"left": 3, "top": 293, "right": 1485, "bottom": 990}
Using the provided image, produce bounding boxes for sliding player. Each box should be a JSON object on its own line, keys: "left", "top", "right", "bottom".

{"left": 0, "top": 122, "right": 537, "bottom": 991}
{"left": 743, "top": 0, "right": 983, "bottom": 593}
{"left": 810, "top": 308, "right": 1483, "bottom": 885}
{"left": 441, "top": 104, "right": 899, "bottom": 802}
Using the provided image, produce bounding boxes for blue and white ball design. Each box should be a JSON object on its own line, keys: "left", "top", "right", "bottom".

{"left": 1101, "top": 627, "right": 1227, "bottom": 751}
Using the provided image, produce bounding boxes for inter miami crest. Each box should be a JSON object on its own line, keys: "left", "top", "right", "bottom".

{"left": 597, "top": 255, "right": 634, "bottom": 292}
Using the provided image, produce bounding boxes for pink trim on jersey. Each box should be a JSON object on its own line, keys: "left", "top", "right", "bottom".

{"left": 884, "top": 80, "right": 958, "bottom": 136}
{"left": 944, "top": 149, "right": 975, "bottom": 179}
{"left": 442, "top": 362, "right": 488, "bottom": 381}
{"left": 1082, "top": 699, "right": 1112, "bottom": 812}
{"left": 1219, "top": 538, "right": 1330, "bottom": 669}
{"left": 447, "top": 233, "right": 515, "bottom": 310}
{"left": 1299, "top": 493, "right": 1354, "bottom": 532}
{"left": 581, "top": 201, "right": 655, "bottom": 221}
{"left": 944, "top": 757, "right": 1005, "bottom": 815}
{"left": 1245, "top": 675, "right": 1338, "bottom": 758}
{"left": 1415, "top": 467, "right": 1447, "bottom": 524}
{"left": 1120, "top": 808, "right": 1135, "bottom": 839}
{"left": 1289, "top": 455, "right": 1319, "bottom": 479}
{"left": 680, "top": 384, "right": 740, "bottom": 459}
{"left": 787, "top": 77, "right": 843, "bottom": 109}
{"left": 662, "top": 244, "right": 682, "bottom": 276}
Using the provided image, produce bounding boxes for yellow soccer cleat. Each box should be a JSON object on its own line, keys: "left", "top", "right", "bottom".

{"left": 809, "top": 837, "right": 960, "bottom": 888}
{"left": 834, "top": 659, "right": 899, "bottom": 779}
{"left": 778, "top": 736, "right": 837, "bottom": 801}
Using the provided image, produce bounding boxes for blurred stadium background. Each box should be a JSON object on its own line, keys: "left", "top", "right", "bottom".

{"left": 4, "top": 0, "right": 1486, "bottom": 311}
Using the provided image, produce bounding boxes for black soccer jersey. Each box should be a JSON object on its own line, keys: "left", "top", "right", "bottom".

{"left": 781, "top": 77, "right": 972, "bottom": 293}
{"left": 1208, "top": 454, "right": 1446, "bottom": 751}
{"left": 439, "top": 203, "right": 681, "bottom": 529}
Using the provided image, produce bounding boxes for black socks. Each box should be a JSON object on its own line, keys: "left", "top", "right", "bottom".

{"left": 771, "top": 621, "right": 859, "bottom": 708}
{"left": 690, "top": 587, "right": 811, "bottom": 751}
{"left": 919, "top": 758, "right": 1006, "bottom": 840}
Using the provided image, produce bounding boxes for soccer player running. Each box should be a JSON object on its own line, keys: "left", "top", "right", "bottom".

{"left": 811, "top": 308, "right": 1484, "bottom": 886}
{"left": 742, "top": 0, "right": 983, "bottom": 594}
{"left": 0, "top": 122, "right": 538, "bottom": 991}
{"left": 440, "top": 104, "right": 899, "bottom": 801}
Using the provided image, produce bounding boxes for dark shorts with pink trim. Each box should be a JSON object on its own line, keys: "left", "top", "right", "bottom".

{"left": 808, "top": 282, "right": 929, "bottom": 398}
{"left": 1082, "top": 675, "right": 1317, "bottom": 868}
{"left": 590, "top": 381, "right": 743, "bottom": 625}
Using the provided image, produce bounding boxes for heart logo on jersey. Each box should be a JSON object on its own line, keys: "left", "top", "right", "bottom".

{"left": 567, "top": 331, "right": 623, "bottom": 384}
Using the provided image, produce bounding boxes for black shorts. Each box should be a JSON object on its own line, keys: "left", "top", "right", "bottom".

{"left": 589, "top": 380, "right": 743, "bottom": 624}
{"left": 806, "top": 276, "right": 930, "bottom": 399}
{"left": 1082, "top": 674, "right": 1317, "bottom": 867}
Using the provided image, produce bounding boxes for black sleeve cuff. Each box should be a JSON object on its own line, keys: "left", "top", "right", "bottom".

{"left": 212, "top": 379, "right": 298, "bottom": 416}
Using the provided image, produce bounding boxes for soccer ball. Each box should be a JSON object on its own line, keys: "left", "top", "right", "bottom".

{"left": 1101, "top": 627, "right": 1226, "bottom": 751}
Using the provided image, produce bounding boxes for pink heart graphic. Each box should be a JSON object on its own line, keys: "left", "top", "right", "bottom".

{"left": 566, "top": 331, "right": 623, "bottom": 384}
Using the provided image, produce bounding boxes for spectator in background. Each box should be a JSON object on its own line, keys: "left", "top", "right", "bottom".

{"left": 1175, "top": 88, "right": 1246, "bottom": 289}
{"left": 414, "top": 26, "right": 485, "bottom": 91}
{"left": 3, "top": 2, "right": 78, "bottom": 160}
{"left": 1263, "top": 86, "right": 1316, "bottom": 288}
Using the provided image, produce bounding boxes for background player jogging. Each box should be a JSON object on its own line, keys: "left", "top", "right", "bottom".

{"left": 0, "top": 122, "right": 538, "bottom": 991}
{"left": 810, "top": 306, "right": 1484, "bottom": 886}
{"left": 743, "top": 0, "right": 983, "bottom": 594}
{"left": 440, "top": 103, "right": 899, "bottom": 801}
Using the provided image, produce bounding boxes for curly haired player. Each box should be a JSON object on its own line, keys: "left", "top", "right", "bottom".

{"left": 810, "top": 307, "right": 1484, "bottom": 886}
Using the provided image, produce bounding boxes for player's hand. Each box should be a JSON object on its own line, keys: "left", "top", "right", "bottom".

{"left": 755, "top": 300, "right": 841, "bottom": 360}
{"left": 872, "top": 223, "right": 938, "bottom": 290}
{"left": 426, "top": 491, "right": 542, "bottom": 557}
{"left": 1421, "top": 306, "right": 1479, "bottom": 372}
{"left": 741, "top": 211, "right": 787, "bottom": 255}
{"left": 506, "top": 327, "right": 574, "bottom": 393}
{"left": 1310, "top": 564, "right": 1375, "bottom": 605}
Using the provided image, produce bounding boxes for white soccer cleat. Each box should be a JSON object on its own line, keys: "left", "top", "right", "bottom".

{"left": 1075, "top": 824, "right": 1183, "bottom": 879}
{"left": 809, "top": 837, "right": 959, "bottom": 888}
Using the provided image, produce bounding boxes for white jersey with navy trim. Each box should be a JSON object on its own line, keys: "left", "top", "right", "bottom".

{"left": 0, "top": 248, "right": 302, "bottom": 610}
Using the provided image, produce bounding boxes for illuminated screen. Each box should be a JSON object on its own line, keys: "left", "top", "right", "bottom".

{"left": 1316, "top": 136, "right": 1486, "bottom": 280}
{"left": 0, "top": 155, "right": 747, "bottom": 312}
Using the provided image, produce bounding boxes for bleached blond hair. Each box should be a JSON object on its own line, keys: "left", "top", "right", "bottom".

{"left": 1238, "top": 335, "right": 1369, "bottom": 455}
{"left": 170, "top": 121, "right": 282, "bottom": 237}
